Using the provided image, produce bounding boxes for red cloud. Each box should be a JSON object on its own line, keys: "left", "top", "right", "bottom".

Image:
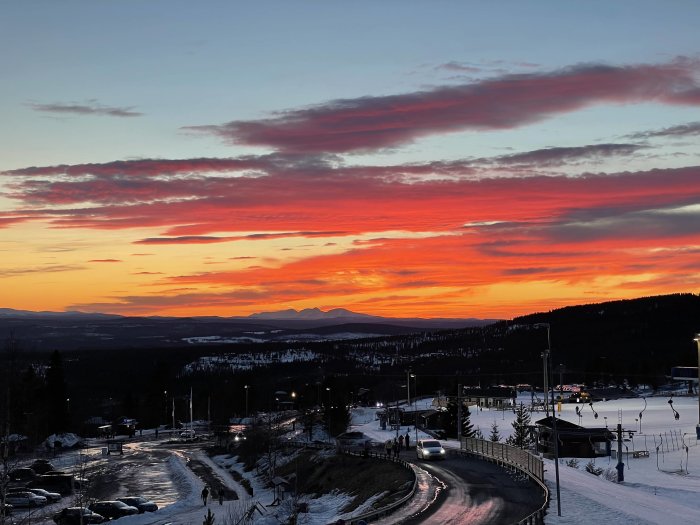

{"left": 186, "top": 59, "right": 700, "bottom": 153}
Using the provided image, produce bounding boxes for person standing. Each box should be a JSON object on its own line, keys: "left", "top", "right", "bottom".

{"left": 405, "top": 431, "right": 410, "bottom": 450}
{"left": 218, "top": 485, "right": 224, "bottom": 505}
{"left": 398, "top": 433, "right": 404, "bottom": 451}
{"left": 201, "top": 486, "right": 209, "bottom": 505}
{"left": 392, "top": 438, "right": 399, "bottom": 458}
{"left": 384, "top": 439, "right": 392, "bottom": 457}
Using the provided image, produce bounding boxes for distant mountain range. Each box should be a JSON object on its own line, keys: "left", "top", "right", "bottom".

{"left": 0, "top": 307, "right": 497, "bottom": 351}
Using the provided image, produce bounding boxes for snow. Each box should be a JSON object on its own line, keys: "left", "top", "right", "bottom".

{"left": 33, "top": 392, "right": 700, "bottom": 524}
{"left": 348, "top": 393, "right": 700, "bottom": 525}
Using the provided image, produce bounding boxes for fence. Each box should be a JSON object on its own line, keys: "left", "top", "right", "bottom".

{"left": 460, "top": 437, "right": 549, "bottom": 525}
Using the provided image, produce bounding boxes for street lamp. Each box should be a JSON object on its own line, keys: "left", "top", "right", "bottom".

{"left": 326, "top": 387, "right": 332, "bottom": 441}
{"left": 244, "top": 385, "right": 249, "bottom": 419}
{"left": 535, "top": 322, "right": 561, "bottom": 517}
{"left": 695, "top": 334, "right": 700, "bottom": 439}
{"left": 410, "top": 373, "right": 418, "bottom": 448}
{"left": 406, "top": 369, "right": 412, "bottom": 407}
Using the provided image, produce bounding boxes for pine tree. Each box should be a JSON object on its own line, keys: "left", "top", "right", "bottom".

{"left": 462, "top": 405, "right": 475, "bottom": 437}
{"left": 506, "top": 403, "right": 533, "bottom": 448}
{"left": 489, "top": 421, "right": 501, "bottom": 442}
{"left": 444, "top": 401, "right": 475, "bottom": 438}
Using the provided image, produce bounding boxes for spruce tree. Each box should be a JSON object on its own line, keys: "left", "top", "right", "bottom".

{"left": 444, "top": 401, "right": 475, "bottom": 438}
{"left": 506, "top": 403, "right": 533, "bottom": 448}
{"left": 489, "top": 421, "right": 501, "bottom": 442}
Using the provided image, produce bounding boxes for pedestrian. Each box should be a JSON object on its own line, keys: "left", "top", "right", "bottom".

{"left": 398, "top": 433, "right": 404, "bottom": 451}
{"left": 218, "top": 486, "right": 224, "bottom": 505}
{"left": 392, "top": 438, "right": 399, "bottom": 458}
{"left": 405, "top": 431, "right": 410, "bottom": 450}
{"left": 201, "top": 486, "right": 209, "bottom": 505}
{"left": 384, "top": 439, "right": 392, "bottom": 457}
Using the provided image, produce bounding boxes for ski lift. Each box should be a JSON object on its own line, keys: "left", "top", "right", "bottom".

{"left": 638, "top": 397, "right": 647, "bottom": 432}
{"left": 668, "top": 396, "right": 680, "bottom": 420}
{"left": 589, "top": 401, "right": 598, "bottom": 419}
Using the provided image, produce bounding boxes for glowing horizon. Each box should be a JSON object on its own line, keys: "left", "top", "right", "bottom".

{"left": 2, "top": 3, "right": 699, "bottom": 319}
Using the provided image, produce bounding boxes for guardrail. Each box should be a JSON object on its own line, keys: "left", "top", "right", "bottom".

{"left": 459, "top": 437, "right": 549, "bottom": 525}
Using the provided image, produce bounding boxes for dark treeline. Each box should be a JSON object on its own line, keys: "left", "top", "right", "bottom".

{"left": 2, "top": 293, "right": 699, "bottom": 447}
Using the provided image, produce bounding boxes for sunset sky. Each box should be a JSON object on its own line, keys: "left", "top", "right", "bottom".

{"left": 2, "top": 2, "right": 700, "bottom": 319}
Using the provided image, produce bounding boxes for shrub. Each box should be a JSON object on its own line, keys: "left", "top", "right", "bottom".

{"left": 585, "top": 460, "right": 603, "bottom": 476}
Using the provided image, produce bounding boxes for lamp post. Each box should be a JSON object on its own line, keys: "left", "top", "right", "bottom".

{"left": 406, "top": 369, "right": 411, "bottom": 407}
{"left": 695, "top": 335, "right": 700, "bottom": 439}
{"left": 535, "top": 322, "right": 561, "bottom": 517}
{"left": 244, "top": 385, "right": 249, "bottom": 419}
{"left": 326, "top": 387, "right": 332, "bottom": 441}
{"left": 410, "top": 373, "right": 418, "bottom": 448}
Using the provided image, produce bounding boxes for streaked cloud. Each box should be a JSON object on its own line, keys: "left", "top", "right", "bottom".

{"left": 27, "top": 100, "right": 143, "bottom": 117}
{"left": 627, "top": 121, "right": 700, "bottom": 139}
{"left": 185, "top": 59, "right": 700, "bottom": 153}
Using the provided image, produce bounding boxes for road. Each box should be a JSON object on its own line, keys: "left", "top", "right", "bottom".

{"left": 398, "top": 450, "right": 544, "bottom": 525}
{"left": 11, "top": 436, "right": 543, "bottom": 525}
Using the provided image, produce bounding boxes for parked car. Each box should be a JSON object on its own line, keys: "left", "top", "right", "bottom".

{"left": 28, "top": 487, "right": 62, "bottom": 502}
{"left": 30, "top": 459, "right": 57, "bottom": 474}
{"left": 5, "top": 491, "right": 47, "bottom": 507}
{"left": 180, "top": 429, "right": 196, "bottom": 439}
{"left": 88, "top": 500, "right": 139, "bottom": 519}
{"left": 8, "top": 467, "right": 37, "bottom": 482}
{"left": 335, "top": 431, "right": 371, "bottom": 451}
{"left": 415, "top": 439, "right": 446, "bottom": 460}
{"left": 53, "top": 507, "right": 105, "bottom": 524}
{"left": 117, "top": 496, "right": 158, "bottom": 513}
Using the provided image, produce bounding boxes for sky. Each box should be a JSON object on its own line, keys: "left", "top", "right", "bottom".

{"left": 2, "top": 1, "right": 700, "bottom": 319}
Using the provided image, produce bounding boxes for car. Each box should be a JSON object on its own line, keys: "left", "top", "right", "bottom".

{"left": 117, "top": 496, "right": 158, "bottom": 513}
{"left": 28, "top": 487, "right": 62, "bottom": 502}
{"left": 88, "top": 500, "right": 139, "bottom": 519}
{"left": 1, "top": 503, "right": 12, "bottom": 516}
{"left": 53, "top": 507, "right": 105, "bottom": 524}
{"left": 415, "top": 439, "right": 446, "bottom": 460}
{"left": 233, "top": 432, "right": 246, "bottom": 443}
{"left": 8, "top": 467, "right": 37, "bottom": 482}
{"left": 31, "top": 459, "right": 57, "bottom": 474}
{"left": 335, "top": 431, "right": 371, "bottom": 451}
{"left": 5, "top": 491, "right": 47, "bottom": 507}
{"left": 180, "top": 429, "right": 196, "bottom": 439}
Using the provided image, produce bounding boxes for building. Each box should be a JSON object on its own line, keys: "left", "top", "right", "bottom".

{"left": 535, "top": 416, "right": 612, "bottom": 458}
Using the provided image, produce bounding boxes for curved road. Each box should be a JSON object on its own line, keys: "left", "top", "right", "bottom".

{"left": 19, "top": 437, "right": 543, "bottom": 525}
{"left": 396, "top": 450, "right": 544, "bottom": 525}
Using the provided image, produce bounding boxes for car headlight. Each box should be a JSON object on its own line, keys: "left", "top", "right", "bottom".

{"left": 440, "top": 449, "right": 445, "bottom": 454}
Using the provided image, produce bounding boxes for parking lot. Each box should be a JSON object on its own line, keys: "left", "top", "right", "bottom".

{"left": 3, "top": 434, "right": 214, "bottom": 524}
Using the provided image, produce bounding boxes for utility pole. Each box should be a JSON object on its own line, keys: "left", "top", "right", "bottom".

{"left": 616, "top": 423, "right": 625, "bottom": 482}
{"left": 542, "top": 349, "right": 550, "bottom": 417}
